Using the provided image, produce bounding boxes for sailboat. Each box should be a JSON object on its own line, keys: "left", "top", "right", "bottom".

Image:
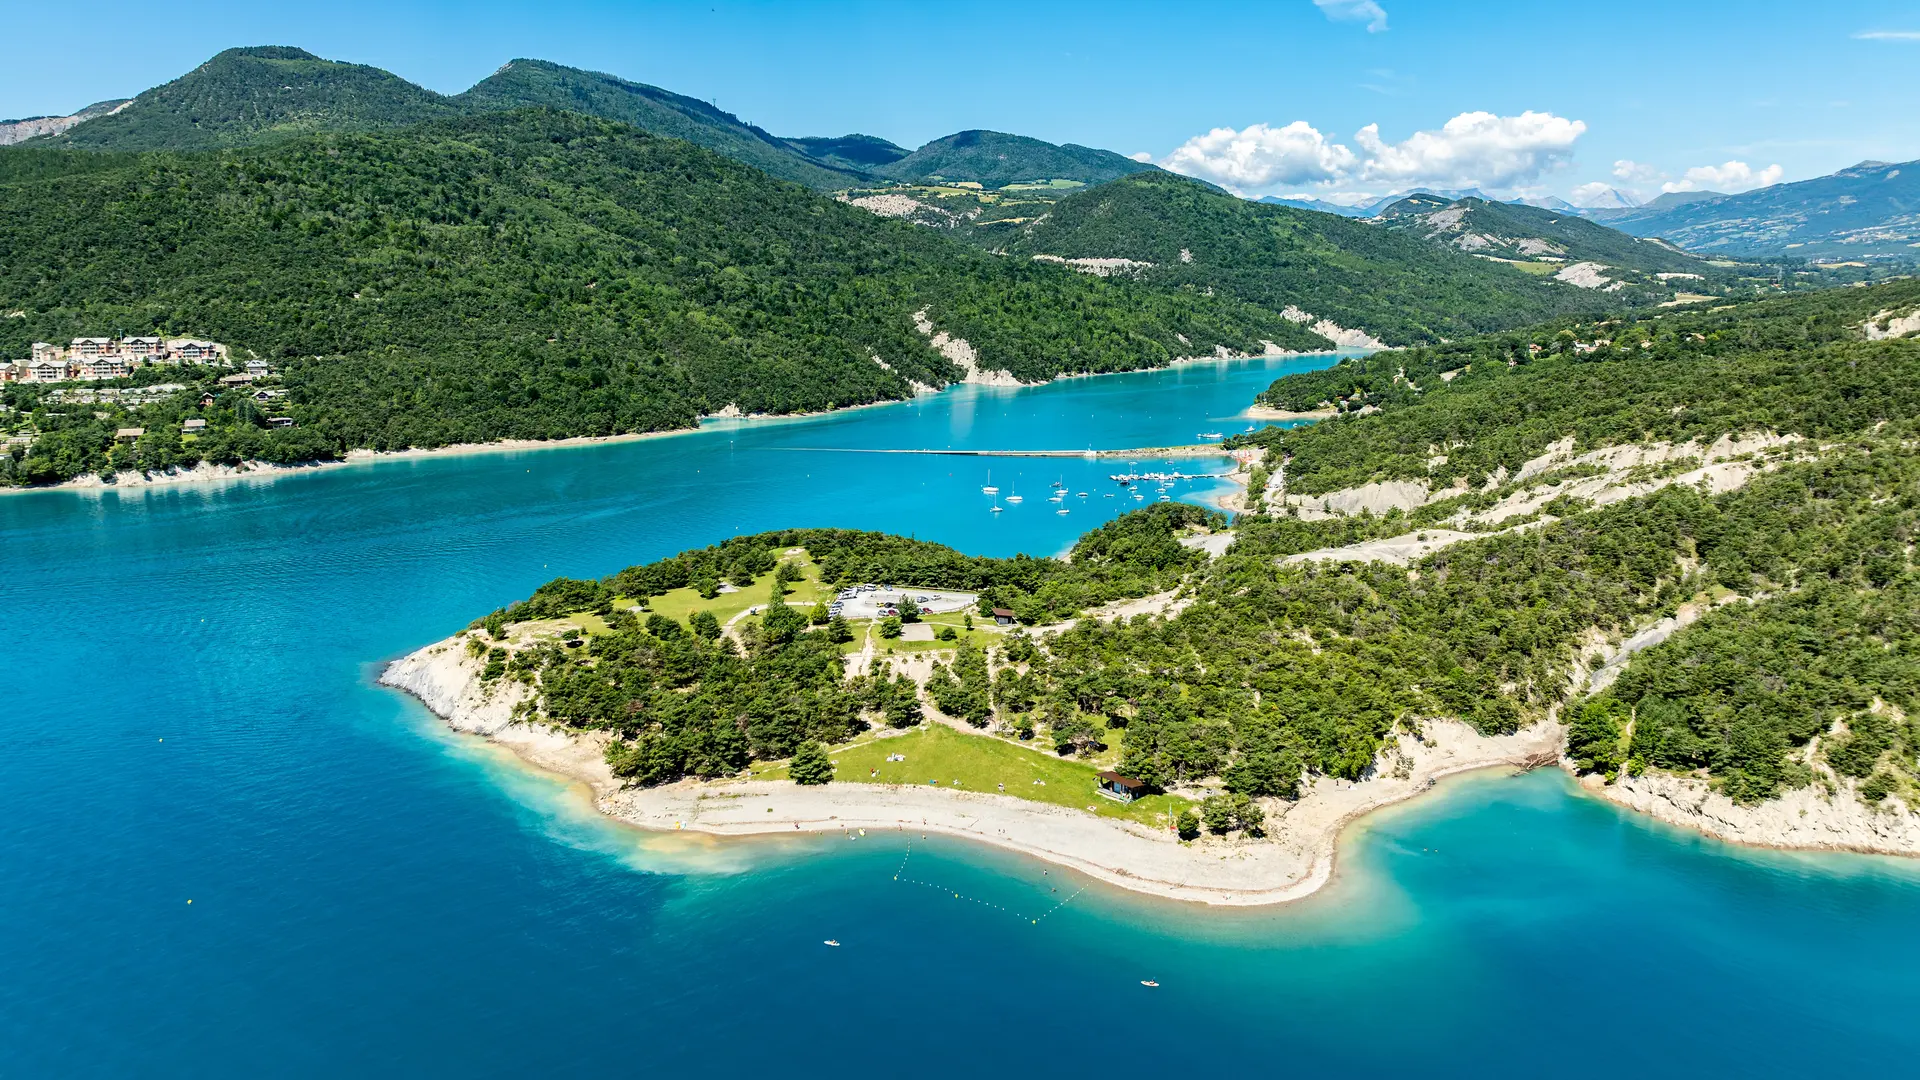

{"left": 990, "top": 492, "right": 1003, "bottom": 514}
{"left": 1005, "top": 481, "right": 1023, "bottom": 504}
{"left": 981, "top": 469, "right": 998, "bottom": 495}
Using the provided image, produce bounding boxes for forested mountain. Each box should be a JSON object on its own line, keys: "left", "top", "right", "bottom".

{"left": 879, "top": 130, "right": 1157, "bottom": 188}
{"left": 1000, "top": 171, "right": 1640, "bottom": 344}
{"left": 0, "top": 110, "right": 1299, "bottom": 484}
{"left": 783, "top": 134, "right": 909, "bottom": 172}
{"left": 50, "top": 46, "right": 457, "bottom": 151}
{"left": 454, "top": 59, "right": 867, "bottom": 190}
{"left": 1596, "top": 159, "right": 1920, "bottom": 260}
{"left": 1372, "top": 195, "right": 1717, "bottom": 283}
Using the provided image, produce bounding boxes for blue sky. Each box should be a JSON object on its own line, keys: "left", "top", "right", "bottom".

{"left": 5, "top": 0, "right": 1918, "bottom": 204}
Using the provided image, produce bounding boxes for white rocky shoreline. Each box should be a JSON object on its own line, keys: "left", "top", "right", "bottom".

{"left": 383, "top": 629, "right": 1560, "bottom": 906}
{"left": 380, "top": 625, "right": 1919, "bottom": 905}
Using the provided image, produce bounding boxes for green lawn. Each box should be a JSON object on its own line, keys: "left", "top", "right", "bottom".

{"left": 633, "top": 548, "right": 836, "bottom": 628}
{"left": 756, "top": 723, "right": 1190, "bottom": 828}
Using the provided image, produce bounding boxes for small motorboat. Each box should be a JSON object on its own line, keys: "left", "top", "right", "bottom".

{"left": 1056, "top": 507, "right": 1070, "bottom": 515}
{"left": 1198, "top": 431, "right": 1223, "bottom": 439}
{"left": 824, "top": 940, "right": 841, "bottom": 947}
{"left": 1140, "top": 980, "right": 1159, "bottom": 987}
{"left": 1076, "top": 492, "right": 1088, "bottom": 497}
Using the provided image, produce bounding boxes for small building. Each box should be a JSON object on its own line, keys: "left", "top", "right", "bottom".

{"left": 70, "top": 337, "right": 112, "bottom": 357}
{"left": 121, "top": 336, "right": 164, "bottom": 357}
{"left": 182, "top": 418, "right": 207, "bottom": 432}
{"left": 199, "top": 393, "right": 216, "bottom": 408}
{"left": 115, "top": 427, "right": 144, "bottom": 443}
{"left": 245, "top": 359, "right": 271, "bottom": 377}
{"left": 31, "top": 342, "right": 60, "bottom": 363}
{"left": 267, "top": 416, "right": 295, "bottom": 429}
{"left": 217, "top": 372, "right": 255, "bottom": 385}
{"left": 1096, "top": 771, "right": 1149, "bottom": 803}
{"left": 991, "top": 607, "right": 1017, "bottom": 627}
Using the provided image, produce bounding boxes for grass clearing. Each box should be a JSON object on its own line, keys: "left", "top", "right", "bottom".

{"left": 755, "top": 724, "right": 1190, "bottom": 828}
{"left": 636, "top": 548, "right": 837, "bottom": 628}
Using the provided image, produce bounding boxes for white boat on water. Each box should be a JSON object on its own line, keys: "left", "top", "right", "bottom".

{"left": 982, "top": 469, "right": 998, "bottom": 495}
{"left": 1056, "top": 507, "right": 1070, "bottom": 515}
{"left": 1006, "top": 484, "right": 1023, "bottom": 504}
{"left": 1198, "top": 431, "right": 1224, "bottom": 439}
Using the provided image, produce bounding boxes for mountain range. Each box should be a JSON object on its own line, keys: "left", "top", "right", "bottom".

{"left": 22, "top": 46, "right": 1159, "bottom": 192}
{"left": 1590, "top": 160, "right": 1920, "bottom": 260}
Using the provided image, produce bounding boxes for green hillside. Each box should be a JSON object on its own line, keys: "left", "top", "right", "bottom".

{"left": 454, "top": 59, "right": 866, "bottom": 190}
{"left": 1240, "top": 278, "right": 1920, "bottom": 494}
{"left": 52, "top": 46, "right": 457, "bottom": 151}
{"left": 880, "top": 130, "right": 1156, "bottom": 188}
{"left": 1375, "top": 196, "right": 1712, "bottom": 277}
{"left": 1001, "top": 171, "right": 1630, "bottom": 344}
{"left": 0, "top": 110, "right": 1298, "bottom": 484}
{"left": 1225, "top": 280, "right": 1920, "bottom": 805}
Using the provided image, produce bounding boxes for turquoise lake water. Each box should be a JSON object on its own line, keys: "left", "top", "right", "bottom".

{"left": 4, "top": 353, "right": 1918, "bottom": 1075}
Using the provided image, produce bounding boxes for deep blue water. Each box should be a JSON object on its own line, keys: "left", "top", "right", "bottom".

{"left": 4, "top": 354, "right": 1918, "bottom": 1076}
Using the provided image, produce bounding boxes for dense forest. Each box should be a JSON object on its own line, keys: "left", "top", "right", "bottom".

{"left": 0, "top": 110, "right": 1296, "bottom": 485}
{"left": 1235, "top": 279, "right": 1920, "bottom": 495}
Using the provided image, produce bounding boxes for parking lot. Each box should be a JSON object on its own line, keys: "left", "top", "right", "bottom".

{"left": 829, "top": 584, "right": 979, "bottom": 620}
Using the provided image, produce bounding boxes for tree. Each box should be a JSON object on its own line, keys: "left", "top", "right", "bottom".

{"left": 884, "top": 676, "right": 922, "bottom": 728}
{"left": 826, "top": 613, "right": 855, "bottom": 644}
{"left": 1201, "top": 795, "right": 1235, "bottom": 834}
{"left": 773, "top": 560, "right": 804, "bottom": 592}
{"left": 690, "top": 610, "right": 721, "bottom": 640}
{"left": 790, "top": 740, "right": 834, "bottom": 785}
{"left": 1176, "top": 809, "right": 1200, "bottom": 840}
{"left": 878, "top": 615, "right": 902, "bottom": 639}
{"left": 808, "top": 602, "right": 831, "bottom": 626}
{"left": 1567, "top": 700, "right": 1627, "bottom": 778}
{"left": 695, "top": 577, "right": 720, "bottom": 599}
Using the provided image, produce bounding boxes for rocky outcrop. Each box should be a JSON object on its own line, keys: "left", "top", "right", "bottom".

{"left": 1594, "top": 772, "right": 1920, "bottom": 855}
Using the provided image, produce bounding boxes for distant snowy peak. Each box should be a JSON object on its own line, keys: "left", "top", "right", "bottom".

{"left": 1570, "top": 187, "right": 1641, "bottom": 210}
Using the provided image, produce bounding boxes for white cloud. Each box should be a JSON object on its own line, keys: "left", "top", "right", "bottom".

{"left": 1662, "top": 160, "right": 1784, "bottom": 193}
{"left": 1128, "top": 151, "right": 1153, "bottom": 162}
{"left": 1160, "top": 121, "right": 1359, "bottom": 190}
{"left": 1314, "top": 0, "right": 1389, "bottom": 33}
{"left": 1853, "top": 30, "right": 1920, "bottom": 40}
{"left": 1354, "top": 110, "right": 1587, "bottom": 188}
{"left": 1612, "top": 159, "right": 1662, "bottom": 183}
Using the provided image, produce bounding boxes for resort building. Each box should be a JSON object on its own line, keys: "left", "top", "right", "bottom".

{"left": 25, "top": 358, "right": 70, "bottom": 383}
{"left": 70, "top": 337, "right": 113, "bottom": 357}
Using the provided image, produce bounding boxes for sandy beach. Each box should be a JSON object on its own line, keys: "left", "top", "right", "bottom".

{"left": 379, "top": 630, "right": 1563, "bottom": 906}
